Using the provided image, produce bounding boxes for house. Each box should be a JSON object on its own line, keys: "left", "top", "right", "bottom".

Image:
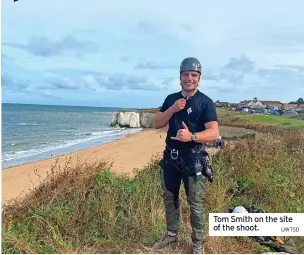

{"left": 229, "top": 103, "right": 239, "bottom": 108}
{"left": 282, "top": 104, "right": 298, "bottom": 110}
{"left": 239, "top": 100, "right": 251, "bottom": 107}
{"left": 297, "top": 104, "right": 304, "bottom": 112}
{"left": 229, "top": 103, "right": 238, "bottom": 107}
{"left": 240, "top": 98, "right": 284, "bottom": 109}
{"left": 248, "top": 100, "right": 265, "bottom": 108}
{"left": 241, "top": 97, "right": 266, "bottom": 108}
{"left": 261, "top": 101, "right": 283, "bottom": 109}
{"left": 215, "top": 100, "right": 229, "bottom": 108}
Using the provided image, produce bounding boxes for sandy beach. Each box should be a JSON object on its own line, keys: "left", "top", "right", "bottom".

{"left": 2, "top": 128, "right": 167, "bottom": 204}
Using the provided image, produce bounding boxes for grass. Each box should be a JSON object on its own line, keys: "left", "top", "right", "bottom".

{"left": 240, "top": 114, "right": 304, "bottom": 129}
{"left": 2, "top": 129, "right": 304, "bottom": 254}
{"left": 216, "top": 108, "right": 304, "bottom": 130}
{"left": 2, "top": 111, "right": 304, "bottom": 254}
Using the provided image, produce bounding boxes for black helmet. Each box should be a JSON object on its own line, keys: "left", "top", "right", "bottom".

{"left": 180, "top": 57, "right": 202, "bottom": 74}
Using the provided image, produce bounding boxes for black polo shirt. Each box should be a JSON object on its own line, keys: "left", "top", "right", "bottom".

{"left": 160, "top": 90, "right": 218, "bottom": 149}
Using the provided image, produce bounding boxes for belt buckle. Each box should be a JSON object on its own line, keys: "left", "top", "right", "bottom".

{"left": 170, "top": 149, "right": 178, "bottom": 160}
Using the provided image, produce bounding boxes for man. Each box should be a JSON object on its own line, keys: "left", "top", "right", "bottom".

{"left": 152, "top": 57, "right": 219, "bottom": 253}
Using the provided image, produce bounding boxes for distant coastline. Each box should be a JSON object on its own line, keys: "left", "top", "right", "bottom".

{"left": 1, "top": 102, "right": 139, "bottom": 111}
{"left": 1, "top": 103, "right": 143, "bottom": 169}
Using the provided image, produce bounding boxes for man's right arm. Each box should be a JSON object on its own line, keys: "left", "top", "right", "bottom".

{"left": 153, "top": 107, "right": 175, "bottom": 129}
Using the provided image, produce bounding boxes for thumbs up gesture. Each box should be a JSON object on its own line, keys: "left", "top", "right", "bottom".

{"left": 171, "top": 121, "right": 192, "bottom": 142}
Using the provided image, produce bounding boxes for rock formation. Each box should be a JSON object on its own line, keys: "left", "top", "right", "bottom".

{"left": 111, "top": 108, "right": 158, "bottom": 128}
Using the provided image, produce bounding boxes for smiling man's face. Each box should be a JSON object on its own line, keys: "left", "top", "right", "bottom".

{"left": 180, "top": 71, "right": 200, "bottom": 92}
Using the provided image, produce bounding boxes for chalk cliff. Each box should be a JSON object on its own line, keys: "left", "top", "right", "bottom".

{"left": 111, "top": 109, "right": 159, "bottom": 128}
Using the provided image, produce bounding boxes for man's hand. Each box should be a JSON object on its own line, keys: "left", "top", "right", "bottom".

{"left": 171, "top": 121, "right": 192, "bottom": 142}
{"left": 171, "top": 98, "right": 186, "bottom": 113}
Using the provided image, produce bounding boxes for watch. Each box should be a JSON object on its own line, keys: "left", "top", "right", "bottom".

{"left": 191, "top": 133, "right": 197, "bottom": 141}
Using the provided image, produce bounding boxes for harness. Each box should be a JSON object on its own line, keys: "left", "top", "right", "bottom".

{"left": 161, "top": 144, "right": 214, "bottom": 182}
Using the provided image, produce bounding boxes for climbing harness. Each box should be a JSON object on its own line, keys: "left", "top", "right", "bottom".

{"left": 161, "top": 145, "right": 214, "bottom": 182}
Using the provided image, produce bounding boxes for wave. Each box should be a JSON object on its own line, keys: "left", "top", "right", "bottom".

{"left": 17, "top": 122, "right": 41, "bottom": 126}
{"left": 73, "top": 128, "right": 125, "bottom": 136}
{"left": 2, "top": 128, "right": 142, "bottom": 162}
{"left": 9, "top": 141, "right": 29, "bottom": 146}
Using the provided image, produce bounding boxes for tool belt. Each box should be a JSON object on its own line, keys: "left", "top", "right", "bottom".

{"left": 159, "top": 144, "right": 214, "bottom": 182}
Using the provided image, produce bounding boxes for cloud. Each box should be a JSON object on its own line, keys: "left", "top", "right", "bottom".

{"left": 260, "top": 25, "right": 304, "bottom": 51}
{"left": 1, "top": 53, "right": 14, "bottom": 65}
{"left": 135, "top": 61, "right": 176, "bottom": 70}
{"left": 37, "top": 76, "right": 87, "bottom": 90}
{"left": 180, "top": 23, "right": 193, "bottom": 31}
{"left": 96, "top": 73, "right": 160, "bottom": 91}
{"left": 46, "top": 67, "right": 101, "bottom": 76}
{"left": 40, "top": 68, "right": 162, "bottom": 91}
{"left": 257, "top": 66, "right": 304, "bottom": 89}
{"left": 135, "top": 20, "right": 192, "bottom": 41}
{"left": 51, "top": 77, "right": 82, "bottom": 90}
{"left": 161, "top": 77, "right": 175, "bottom": 86}
{"left": 1, "top": 74, "right": 30, "bottom": 92}
{"left": 224, "top": 54, "right": 255, "bottom": 73}
{"left": 273, "top": 64, "right": 304, "bottom": 73}
{"left": 215, "top": 86, "right": 238, "bottom": 94}
{"left": 220, "top": 73, "right": 245, "bottom": 85}
{"left": 2, "top": 53, "right": 13, "bottom": 62}
{"left": 2, "top": 0, "right": 304, "bottom": 106}
{"left": 137, "top": 20, "right": 160, "bottom": 34}
{"left": 40, "top": 91, "right": 59, "bottom": 99}
{"left": 120, "top": 56, "right": 130, "bottom": 62}
{"left": 201, "top": 54, "right": 254, "bottom": 84}
{"left": 201, "top": 71, "right": 221, "bottom": 81}
{"left": 200, "top": 54, "right": 304, "bottom": 98}
{"left": 3, "top": 34, "right": 98, "bottom": 57}
{"left": 137, "top": 20, "right": 194, "bottom": 34}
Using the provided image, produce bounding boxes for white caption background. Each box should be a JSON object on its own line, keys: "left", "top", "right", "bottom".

{"left": 209, "top": 213, "right": 304, "bottom": 236}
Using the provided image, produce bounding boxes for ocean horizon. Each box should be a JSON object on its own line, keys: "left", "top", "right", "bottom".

{"left": 1, "top": 103, "right": 142, "bottom": 169}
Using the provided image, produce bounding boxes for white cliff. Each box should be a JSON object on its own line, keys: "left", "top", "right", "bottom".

{"left": 139, "top": 112, "right": 155, "bottom": 128}
{"left": 111, "top": 109, "right": 158, "bottom": 128}
{"left": 110, "top": 112, "right": 119, "bottom": 126}
{"left": 111, "top": 111, "right": 141, "bottom": 128}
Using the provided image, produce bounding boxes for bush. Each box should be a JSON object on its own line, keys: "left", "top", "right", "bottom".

{"left": 2, "top": 131, "right": 304, "bottom": 254}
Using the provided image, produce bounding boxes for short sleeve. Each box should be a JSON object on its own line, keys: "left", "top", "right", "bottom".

{"left": 159, "top": 96, "right": 169, "bottom": 112}
{"left": 202, "top": 99, "right": 218, "bottom": 124}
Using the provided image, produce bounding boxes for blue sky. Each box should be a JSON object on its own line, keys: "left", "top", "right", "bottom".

{"left": 2, "top": 0, "right": 304, "bottom": 108}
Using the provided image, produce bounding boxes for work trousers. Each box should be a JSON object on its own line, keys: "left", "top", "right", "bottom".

{"left": 159, "top": 145, "right": 206, "bottom": 244}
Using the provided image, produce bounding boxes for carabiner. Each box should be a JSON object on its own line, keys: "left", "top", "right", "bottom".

{"left": 170, "top": 149, "right": 179, "bottom": 160}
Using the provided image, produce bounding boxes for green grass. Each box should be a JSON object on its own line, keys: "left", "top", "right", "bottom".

{"left": 2, "top": 129, "right": 304, "bottom": 254}
{"left": 241, "top": 114, "right": 304, "bottom": 128}
{"left": 216, "top": 108, "right": 304, "bottom": 130}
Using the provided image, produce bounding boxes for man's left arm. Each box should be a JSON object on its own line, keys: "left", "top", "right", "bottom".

{"left": 193, "top": 121, "right": 219, "bottom": 143}
{"left": 193, "top": 100, "right": 219, "bottom": 143}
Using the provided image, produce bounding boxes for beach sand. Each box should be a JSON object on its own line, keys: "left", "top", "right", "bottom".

{"left": 2, "top": 128, "right": 167, "bottom": 204}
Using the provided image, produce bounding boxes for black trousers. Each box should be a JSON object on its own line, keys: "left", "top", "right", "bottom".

{"left": 158, "top": 145, "right": 206, "bottom": 244}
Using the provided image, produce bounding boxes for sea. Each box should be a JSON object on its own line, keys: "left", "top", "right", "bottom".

{"left": 1, "top": 103, "right": 143, "bottom": 169}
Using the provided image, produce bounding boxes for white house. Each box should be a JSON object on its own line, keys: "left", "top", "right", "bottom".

{"left": 246, "top": 98, "right": 266, "bottom": 108}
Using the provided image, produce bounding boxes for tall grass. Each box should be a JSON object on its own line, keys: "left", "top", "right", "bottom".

{"left": 2, "top": 130, "right": 304, "bottom": 254}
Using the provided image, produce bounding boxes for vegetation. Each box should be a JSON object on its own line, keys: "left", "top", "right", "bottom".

{"left": 217, "top": 108, "right": 304, "bottom": 130}
{"left": 2, "top": 111, "right": 304, "bottom": 254}
{"left": 289, "top": 97, "right": 304, "bottom": 105}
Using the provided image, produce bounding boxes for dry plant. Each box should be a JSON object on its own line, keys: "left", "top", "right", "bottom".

{"left": 2, "top": 122, "right": 304, "bottom": 254}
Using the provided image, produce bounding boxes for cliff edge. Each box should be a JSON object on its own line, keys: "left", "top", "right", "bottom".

{"left": 110, "top": 108, "right": 159, "bottom": 128}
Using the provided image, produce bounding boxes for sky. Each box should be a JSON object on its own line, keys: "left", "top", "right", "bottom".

{"left": 1, "top": 0, "right": 304, "bottom": 108}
